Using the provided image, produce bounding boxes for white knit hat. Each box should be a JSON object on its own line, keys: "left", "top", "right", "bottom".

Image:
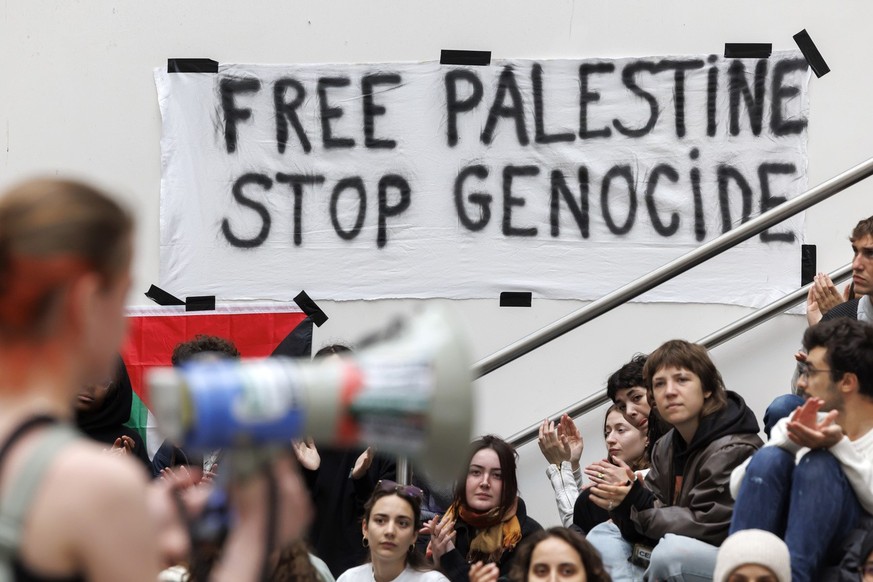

{"left": 713, "top": 530, "right": 791, "bottom": 582}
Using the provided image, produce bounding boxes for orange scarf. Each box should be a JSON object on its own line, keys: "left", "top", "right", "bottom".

{"left": 444, "top": 498, "right": 522, "bottom": 564}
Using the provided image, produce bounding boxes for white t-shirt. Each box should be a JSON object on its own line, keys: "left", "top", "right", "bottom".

{"left": 337, "top": 564, "right": 450, "bottom": 582}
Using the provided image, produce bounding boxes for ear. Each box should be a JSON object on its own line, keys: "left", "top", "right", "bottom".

{"left": 361, "top": 517, "right": 368, "bottom": 540}
{"left": 839, "top": 371, "right": 859, "bottom": 395}
{"left": 62, "top": 272, "right": 101, "bottom": 338}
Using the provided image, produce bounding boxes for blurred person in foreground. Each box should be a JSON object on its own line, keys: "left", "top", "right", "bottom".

{"left": 0, "top": 178, "right": 309, "bottom": 581}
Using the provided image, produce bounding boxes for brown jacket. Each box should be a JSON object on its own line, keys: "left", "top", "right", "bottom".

{"left": 613, "top": 392, "right": 763, "bottom": 546}
{"left": 634, "top": 431, "right": 762, "bottom": 545}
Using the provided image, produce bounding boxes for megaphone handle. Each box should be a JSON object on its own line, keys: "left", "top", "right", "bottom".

{"left": 396, "top": 456, "right": 412, "bottom": 485}
{"left": 226, "top": 446, "right": 285, "bottom": 481}
{"left": 259, "top": 470, "right": 279, "bottom": 582}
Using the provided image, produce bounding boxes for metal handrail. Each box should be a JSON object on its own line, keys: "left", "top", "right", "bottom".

{"left": 506, "top": 262, "right": 853, "bottom": 449}
{"left": 696, "top": 264, "right": 852, "bottom": 349}
{"left": 474, "top": 156, "right": 873, "bottom": 379}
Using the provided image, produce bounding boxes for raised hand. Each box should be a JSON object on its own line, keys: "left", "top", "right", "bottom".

{"left": 159, "top": 465, "right": 200, "bottom": 490}
{"left": 585, "top": 457, "right": 633, "bottom": 488}
{"left": 537, "top": 419, "right": 570, "bottom": 466}
{"left": 291, "top": 437, "right": 321, "bottom": 471}
{"left": 812, "top": 273, "right": 844, "bottom": 314}
{"left": 428, "top": 514, "right": 456, "bottom": 566}
{"left": 106, "top": 435, "right": 135, "bottom": 457}
{"left": 558, "top": 414, "right": 584, "bottom": 470}
{"left": 790, "top": 397, "right": 820, "bottom": 428}
{"left": 351, "top": 447, "right": 374, "bottom": 480}
{"left": 787, "top": 397, "right": 843, "bottom": 449}
{"left": 586, "top": 458, "right": 634, "bottom": 511}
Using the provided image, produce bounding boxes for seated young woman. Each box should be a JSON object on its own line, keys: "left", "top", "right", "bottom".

{"left": 572, "top": 404, "right": 649, "bottom": 534}
{"left": 338, "top": 480, "right": 448, "bottom": 582}
{"left": 426, "top": 435, "right": 543, "bottom": 582}
{"left": 538, "top": 356, "right": 658, "bottom": 528}
{"left": 606, "top": 354, "right": 670, "bottom": 462}
{"left": 585, "top": 340, "right": 763, "bottom": 582}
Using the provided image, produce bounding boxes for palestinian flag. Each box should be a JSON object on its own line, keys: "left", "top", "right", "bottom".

{"left": 121, "top": 304, "right": 311, "bottom": 461}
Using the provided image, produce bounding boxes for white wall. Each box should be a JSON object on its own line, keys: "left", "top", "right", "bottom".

{"left": 1, "top": 0, "right": 872, "bottom": 526}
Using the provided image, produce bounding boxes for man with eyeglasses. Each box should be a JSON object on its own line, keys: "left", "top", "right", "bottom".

{"left": 727, "top": 318, "right": 873, "bottom": 582}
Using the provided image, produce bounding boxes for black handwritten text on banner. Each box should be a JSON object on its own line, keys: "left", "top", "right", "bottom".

{"left": 156, "top": 53, "right": 809, "bottom": 305}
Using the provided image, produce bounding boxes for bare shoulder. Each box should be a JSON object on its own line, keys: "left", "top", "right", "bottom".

{"left": 42, "top": 440, "right": 150, "bottom": 509}
{"left": 18, "top": 439, "right": 160, "bottom": 580}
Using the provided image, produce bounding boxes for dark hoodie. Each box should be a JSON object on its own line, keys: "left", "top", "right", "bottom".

{"left": 612, "top": 391, "right": 762, "bottom": 546}
{"left": 75, "top": 357, "right": 151, "bottom": 471}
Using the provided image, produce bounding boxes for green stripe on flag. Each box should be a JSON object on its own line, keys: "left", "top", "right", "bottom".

{"left": 125, "top": 393, "right": 151, "bottom": 455}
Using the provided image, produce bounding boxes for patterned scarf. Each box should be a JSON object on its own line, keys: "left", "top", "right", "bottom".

{"left": 445, "top": 497, "right": 522, "bottom": 564}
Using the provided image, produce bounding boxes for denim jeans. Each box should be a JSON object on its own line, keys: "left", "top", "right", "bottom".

{"left": 762, "top": 394, "right": 804, "bottom": 438}
{"left": 645, "top": 534, "right": 718, "bottom": 582}
{"left": 586, "top": 521, "right": 718, "bottom": 582}
{"left": 586, "top": 521, "right": 645, "bottom": 582}
{"left": 730, "top": 447, "right": 862, "bottom": 582}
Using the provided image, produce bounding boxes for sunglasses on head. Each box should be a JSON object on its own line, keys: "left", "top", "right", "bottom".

{"left": 377, "top": 480, "right": 424, "bottom": 500}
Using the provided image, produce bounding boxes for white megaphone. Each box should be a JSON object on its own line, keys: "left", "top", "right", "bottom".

{"left": 147, "top": 306, "right": 473, "bottom": 482}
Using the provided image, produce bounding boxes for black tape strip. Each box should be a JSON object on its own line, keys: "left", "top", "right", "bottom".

{"left": 186, "top": 296, "right": 216, "bottom": 312}
{"left": 145, "top": 285, "right": 185, "bottom": 306}
{"left": 293, "top": 290, "right": 328, "bottom": 327}
{"left": 500, "top": 292, "right": 532, "bottom": 308}
{"left": 440, "top": 50, "right": 491, "bottom": 66}
{"left": 724, "top": 43, "right": 772, "bottom": 59}
{"left": 801, "top": 244, "right": 817, "bottom": 287}
{"left": 168, "top": 58, "right": 219, "bottom": 74}
{"left": 793, "top": 30, "right": 830, "bottom": 78}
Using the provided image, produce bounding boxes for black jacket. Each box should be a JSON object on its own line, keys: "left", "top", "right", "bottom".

{"left": 572, "top": 489, "right": 609, "bottom": 534}
{"left": 822, "top": 298, "right": 861, "bottom": 322}
{"left": 75, "top": 357, "right": 151, "bottom": 471}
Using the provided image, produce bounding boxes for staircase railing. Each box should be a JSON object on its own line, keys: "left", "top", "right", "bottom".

{"left": 505, "top": 262, "right": 852, "bottom": 448}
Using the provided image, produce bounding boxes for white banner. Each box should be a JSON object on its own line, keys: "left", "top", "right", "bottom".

{"left": 156, "top": 52, "right": 810, "bottom": 306}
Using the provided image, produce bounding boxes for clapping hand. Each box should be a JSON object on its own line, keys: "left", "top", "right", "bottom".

{"left": 585, "top": 457, "right": 634, "bottom": 512}
{"left": 537, "top": 419, "right": 570, "bottom": 466}
{"left": 558, "top": 414, "right": 584, "bottom": 470}
{"left": 787, "top": 397, "right": 843, "bottom": 449}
